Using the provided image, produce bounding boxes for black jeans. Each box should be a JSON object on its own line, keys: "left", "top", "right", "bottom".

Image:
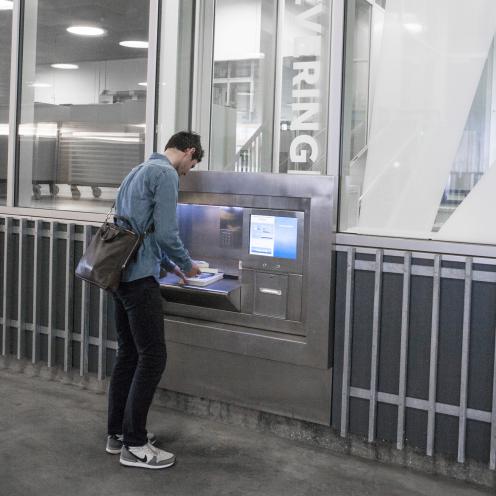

{"left": 107, "top": 276, "right": 167, "bottom": 447}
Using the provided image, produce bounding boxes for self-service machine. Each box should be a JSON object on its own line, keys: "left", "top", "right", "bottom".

{"left": 159, "top": 172, "right": 334, "bottom": 424}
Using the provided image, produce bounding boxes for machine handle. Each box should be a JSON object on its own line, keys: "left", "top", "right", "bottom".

{"left": 259, "top": 287, "right": 282, "bottom": 296}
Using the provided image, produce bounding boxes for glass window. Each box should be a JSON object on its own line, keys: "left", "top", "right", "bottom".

{"left": 156, "top": 0, "right": 195, "bottom": 151}
{"left": 17, "top": 0, "right": 150, "bottom": 212}
{"left": 276, "top": 0, "right": 332, "bottom": 174}
{"left": 208, "top": 0, "right": 332, "bottom": 174}
{"left": 0, "top": 0, "right": 12, "bottom": 206}
{"left": 340, "top": 1, "right": 496, "bottom": 244}
{"left": 209, "top": 0, "right": 277, "bottom": 172}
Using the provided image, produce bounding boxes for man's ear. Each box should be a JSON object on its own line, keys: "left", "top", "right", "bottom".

{"left": 187, "top": 147, "right": 196, "bottom": 157}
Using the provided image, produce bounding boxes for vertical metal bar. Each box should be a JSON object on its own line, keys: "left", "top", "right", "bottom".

{"left": 271, "top": 0, "right": 285, "bottom": 173}
{"left": 7, "top": 0, "right": 21, "bottom": 207}
{"left": 341, "top": 247, "right": 355, "bottom": 437}
{"left": 17, "top": 219, "right": 26, "bottom": 360}
{"left": 458, "top": 257, "right": 472, "bottom": 463}
{"left": 2, "top": 218, "right": 12, "bottom": 356}
{"left": 97, "top": 289, "right": 108, "bottom": 381}
{"left": 63, "top": 224, "right": 75, "bottom": 373}
{"left": 397, "top": 252, "right": 411, "bottom": 450}
{"left": 327, "top": 0, "right": 345, "bottom": 177}
{"left": 368, "top": 249, "right": 383, "bottom": 442}
{"left": 145, "top": 0, "right": 160, "bottom": 158}
{"left": 490, "top": 321, "right": 496, "bottom": 470}
{"left": 31, "top": 219, "right": 41, "bottom": 364}
{"left": 80, "top": 225, "right": 91, "bottom": 377}
{"left": 47, "top": 222, "right": 57, "bottom": 368}
{"left": 427, "top": 254, "right": 441, "bottom": 457}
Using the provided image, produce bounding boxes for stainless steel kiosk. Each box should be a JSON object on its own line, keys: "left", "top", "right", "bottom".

{"left": 159, "top": 172, "right": 334, "bottom": 424}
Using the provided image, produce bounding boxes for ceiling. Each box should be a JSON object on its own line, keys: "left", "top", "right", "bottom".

{"left": 0, "top": 0, "right": 149, "bottom": 104}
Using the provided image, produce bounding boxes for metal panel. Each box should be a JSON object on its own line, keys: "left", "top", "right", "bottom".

{"left": 63, "top": 224, "right": 74, "bottom": 372}
{"left": 368, "top": 249, "right": 383, "bottom": 442}
{"left": 427, "top": 254, "right": 441, "bottom": 457}
{"left": 341, "top": 247, "right": 355, "bottom": 437}
{"left": 80, "top": 225, "right": 91, "bottom": 377}
{"left": 2, "top": 218, "right": 12, "bottom": 355}
{"left": 31, "top": 220, "right": 42, "bottom": 363}
{"left": 397, "top": 252, "right": 411, "bottom": 450}
{"left": 47, "top": 223, "right": 57, "bottom": 367}
{"left": 491, "top": 329, "right": 496, "bottom": 469}
{"left": 97, "top": 289, "right": 107, "bottom": 381}
{"left": 458, "top": 258, "right": 473, "bottom": 463}
{"left": 16, "top": 220, "right": 26, "bottom": 359}
{"left": 7, "top": 0, "right": 21, "bottom": 207}
{"left": 145, "top": 0, "right": 160, "bottom": 158}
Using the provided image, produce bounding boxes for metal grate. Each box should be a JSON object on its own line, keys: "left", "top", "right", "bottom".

{"left": 336, "top": 245, "right": 496, "bottom": 470}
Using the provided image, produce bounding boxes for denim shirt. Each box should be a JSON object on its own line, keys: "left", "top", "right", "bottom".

{"left": 116, "top": 153, "right": 192, "bottom": 282}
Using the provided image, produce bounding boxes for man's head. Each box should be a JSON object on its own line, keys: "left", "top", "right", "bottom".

{"left": 164, "top": 131, "right": 204, "bottom": 176}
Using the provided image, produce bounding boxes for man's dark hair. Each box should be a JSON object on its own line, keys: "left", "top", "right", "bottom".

{"left": 165, "top": 131, "right": 204, "bottom": 162}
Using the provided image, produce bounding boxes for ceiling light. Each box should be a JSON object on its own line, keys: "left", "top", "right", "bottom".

{"left": 51, "top": 63, "right": 79, "bottom": 70}
{"left": 28, "top": 82, "right": 52, "bottom": 88}
{"left": 404, "top": 23, "right": 423, "bottom": 33}
{"left": 0, "top": 1, "right": 13, "bottom": 10}
{"left": 119, "top": 40, "right": 148, "bottom": 49}
{"left": 138, "top": 82, "right": 147, "bottom": 86}
{"left": 67, "top": 26, "right": 106, "bottom": 36}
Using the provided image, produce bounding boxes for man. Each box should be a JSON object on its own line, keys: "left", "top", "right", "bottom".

{"left": 105, "top": 131, "right": 203, "bottom": 469}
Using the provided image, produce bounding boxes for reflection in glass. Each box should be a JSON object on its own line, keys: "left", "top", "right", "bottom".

{"left": 17, "top": 0, "right": 149, "bottom": 212}
{"left": 209, "top": 0, "right": 276, "bottom": 172}
{"left": 0, "top": 5, "right": 12, "bottom": 204}
{"left": 340, "top": 1, "right": 496, "bottom": 243}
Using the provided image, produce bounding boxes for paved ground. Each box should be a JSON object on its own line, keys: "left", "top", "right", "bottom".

{"left": 0, "top": 369, "right": 492, "bottom": 496}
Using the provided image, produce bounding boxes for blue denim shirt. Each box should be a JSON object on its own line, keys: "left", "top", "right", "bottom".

{"left": 116, "top": 153, "right": 192, "bottom": 282}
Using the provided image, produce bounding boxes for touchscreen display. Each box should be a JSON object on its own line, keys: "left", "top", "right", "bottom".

{"left": 249, "top": 215, "right": 298, "bottom": 259}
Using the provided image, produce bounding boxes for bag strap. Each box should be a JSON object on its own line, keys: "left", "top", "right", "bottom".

{"left": 111, "top": 201, "right": 154, "bottom": 238}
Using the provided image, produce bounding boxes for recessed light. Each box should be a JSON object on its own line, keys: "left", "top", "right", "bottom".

{"left": 119, "top": 40, "right": 148, "bottom": 49}
{"left": 138, "top": 82, "right": 147, "bottom": 86}
{"left": 0, "top": 0, "right": 13, "bottom": 11}
{"left": 51, "top": 63, "right": 79, "bottom": 70}
{"left": 404, "top": 23, "right": 423, "bottom": 33}
{"left": 67, "top": 26, "right": 106, "bottom": 36}
{"left": 29, "top": 82, "right": 52, "bottom": 88}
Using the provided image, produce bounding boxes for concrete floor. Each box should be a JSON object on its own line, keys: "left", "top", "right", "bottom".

{"left": 0, "top": 369, "right": 492, "bottom": 496}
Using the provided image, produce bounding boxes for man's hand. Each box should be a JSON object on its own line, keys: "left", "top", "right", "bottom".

{"left": 172, "top": 265, "right": 187, "bottom": 284}
{"left": 185, "top": 262, "right": 201, "bottom": 278}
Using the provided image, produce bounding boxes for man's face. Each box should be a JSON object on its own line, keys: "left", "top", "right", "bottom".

{"left": 177, "top": 148, "right": 198, "bottom": 176}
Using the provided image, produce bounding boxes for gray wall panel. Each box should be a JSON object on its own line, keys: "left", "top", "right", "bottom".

{"left": 39, "top": 237, "right": 50, "bottom": 327}
{"left": 349, "top": 397, "right": 369, "bottom": 438}
{"left": 331, "top": 251, "right": 346, "bottom": 428}
{"left": 350, "top": 270, "right": 374, "bottom": 389}
{"left": 466, "top": 420, "right": 491, "bottom": 464}
{"left": 376, "top": 402, "right": 397, "bottom": 443}
{"left": 435, "top": 413, "right": 459, "bottom": 459}
{"left": 437, "top": 278, "right": 464, "bottom": 406}
{"left": 378, "top": 273, "right": 402, "bottom": 395}
{"left": 10, "top": 232, "right": 18, "bottom": 320}
{"left": 468, "top": 281, "right": 496, "bottom": 412}
{"left": 405, "top": 408, "right": 427, "bottom": 452}
{"left": 407, "top": 275, "right": 432, "bottom": 400}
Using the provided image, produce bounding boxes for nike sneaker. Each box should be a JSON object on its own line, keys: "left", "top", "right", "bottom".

{"left": 120, "top": 442, "right": 176, "bottom": 469}
{"left": 106, "top": 432, "right": 157, "bottom": 454}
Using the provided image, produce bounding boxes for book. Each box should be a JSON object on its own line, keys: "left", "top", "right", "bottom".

{"left": 184, "top": 272, "right": 224, "bottom": 287}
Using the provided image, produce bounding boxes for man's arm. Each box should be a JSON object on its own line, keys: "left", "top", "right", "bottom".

{"left": 151, "top": 167, "right": 200, "bottom": 277}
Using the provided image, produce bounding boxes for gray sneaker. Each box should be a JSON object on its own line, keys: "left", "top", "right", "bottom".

{"left": 120, "top": 442, "right": 176, "bottom": 469}
{"left": 106, "top": 432, "right": 157, "bottom": 454}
